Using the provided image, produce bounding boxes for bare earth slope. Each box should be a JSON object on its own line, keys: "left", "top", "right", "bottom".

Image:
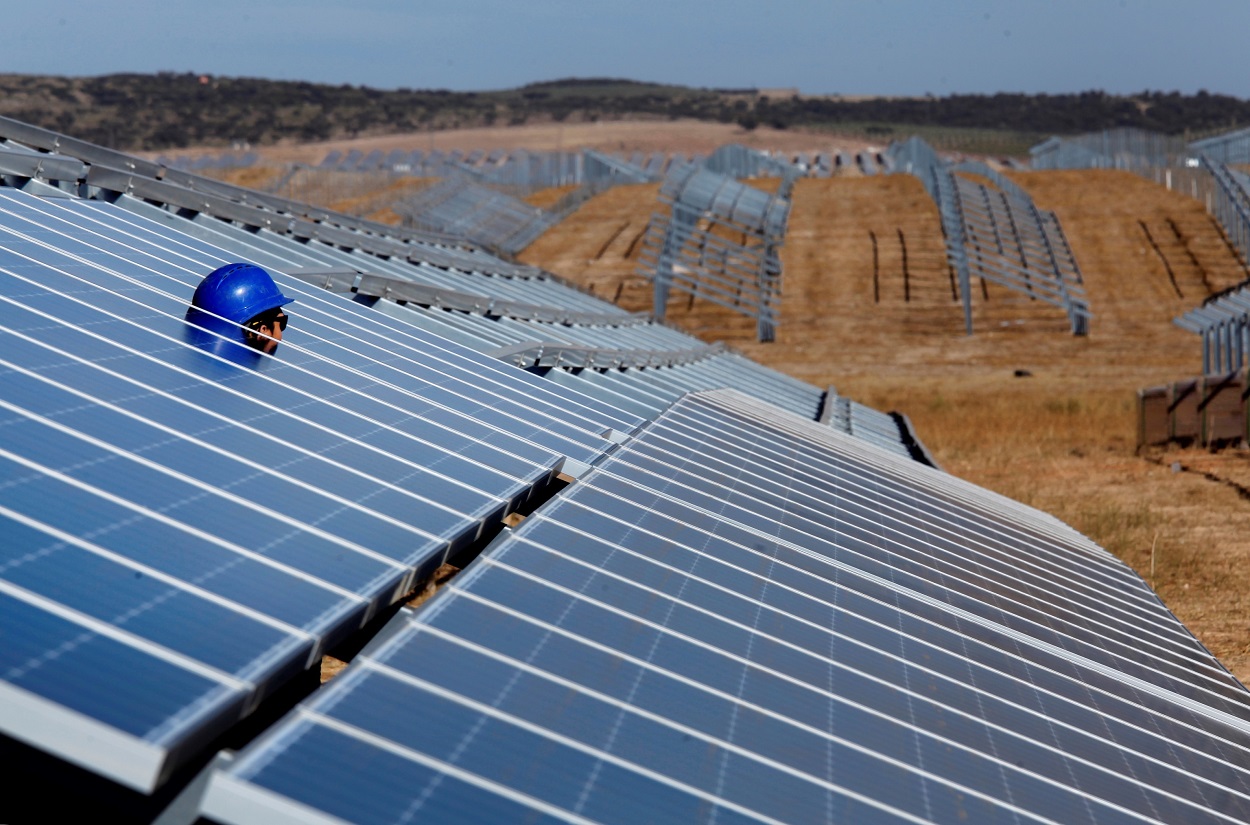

{"left": 202, "top": 119, "right": 873, "bottom": 167}
{"left": 522, "top": 168, "right": 1250, "bottom": 682}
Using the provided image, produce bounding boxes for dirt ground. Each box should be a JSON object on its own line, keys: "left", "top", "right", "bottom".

{"left": 521, "top": 167, "right": 1250, "bottom": 684}
{"left": 158, "top": 119, "right": 874, "bottom": 167}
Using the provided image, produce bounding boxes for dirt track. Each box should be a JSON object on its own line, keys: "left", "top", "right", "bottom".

{"left": 521, "top": 168, "right": 1250, "bottom": 682}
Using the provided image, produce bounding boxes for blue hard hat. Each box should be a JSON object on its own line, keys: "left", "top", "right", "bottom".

{"left": 191, "top": 262, "right": 293, "bottom": 326}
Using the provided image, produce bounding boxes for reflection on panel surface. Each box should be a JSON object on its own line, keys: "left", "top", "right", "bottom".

{"left": 0, "top": 189, "right": 627, "bottom": 792}
{"left": 206, "top": 390, "right": 1250, "bottom": 824}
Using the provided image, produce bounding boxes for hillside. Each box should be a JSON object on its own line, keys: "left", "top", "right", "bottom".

{"left": 3, "top": 72, "right": 1249, "bottom": 152}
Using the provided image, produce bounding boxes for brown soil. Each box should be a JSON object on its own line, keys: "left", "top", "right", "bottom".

{"left": 521, "top": 168, "right": 1250, "bottom": 684}
{"left": 524, "top": 184, "right": 581, "bottom": 210}
{"left": 162, "top": 119, "right": 873, "bottom": 167}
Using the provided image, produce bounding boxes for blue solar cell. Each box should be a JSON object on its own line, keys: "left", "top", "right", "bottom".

{"left": 0, "top": 187, "right": 633, "bottom": 793}
{"left": 1, "top": 590, "right": 244, "bottom": 739}
{"left": 225, "top": 720, "right": 575, "bottom": 825}
{"left": 0, "top": 526, "right": 309, "bottom": 679}
{"left": 207, "top": 391, "right": 1250, "bottom": 824}
{"left": 0, "top": 479, "right": 360, "bottom": 633}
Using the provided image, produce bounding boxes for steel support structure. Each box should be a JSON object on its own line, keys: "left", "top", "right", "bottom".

{"left": 889, "top": 136, "right": 1090, "bottom": 335}
{"left": 1177, "top": 290, "right": 1250, "bottom": 375}
{"left": 396, "top": 178, "right": 560, "bottom": 257}
{"left": 636, "top": 164, "right": 789, "bottom": 343}
{"left": 1201, "top": 155, "right": 1250, "bottom": 267}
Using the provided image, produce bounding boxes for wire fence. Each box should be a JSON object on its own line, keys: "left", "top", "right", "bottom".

{"left": 1190, "top": 127, "right": 1250, "bottom": 166}
{"left": 1030, "top": 128, "right": 1190, "bottom": 171}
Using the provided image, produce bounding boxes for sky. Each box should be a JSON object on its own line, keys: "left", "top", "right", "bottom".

{"left": 8, "top": 0, "right": 1250, "bottom": 98}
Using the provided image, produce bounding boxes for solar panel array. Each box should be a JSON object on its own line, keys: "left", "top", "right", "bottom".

{"left": 277, "top": 263, "right": 902, "bottom": 453}
{"left": 204, "top": 389, "right": 1250, "bottom": 825}
{"left": 2, "top": 116, "right": 1247, "bottom": 825}
{"left": 1191, "top": 127, "right": 1250, "bottom": 166}
{"left": 637, "top": 164, "right": 791, "bottom": 342}
{"left": 0, "top": 117, "right": 895, "bottom": 454}
{"left": 888, "top": 137, "right": 1091, "bottom": 335}
{"left": 395, "top": 179, "right": 562, "bottom": 257}
{"left": 1029, "top": 129, "right": 1190, "bottom": 172}
{"left": 0, "top": 184, "right": 646, "bottom": 795}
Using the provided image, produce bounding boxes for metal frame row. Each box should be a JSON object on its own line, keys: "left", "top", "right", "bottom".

{"left": 1176, "top": 284, "right": 1250, "bottom": 373}
{"left": 636, "top": 163, "right": 790, "bottom": 342}
{"left": 285, "top": 266, "right": 651, "bottom": 327}
{"left": 1201, "top": 155, "right": 1250, "bottom": 268}
{"left": 1029, "top": 128, "right": 1190, "bottom": 171}
{"left": 389, "top": 149, "right": 670, "bottom": 259}
{"left": 395, "top": 178, "right": 562, "bottom": 257}
{"left": 888, "top": 137, "right": 1090, "bottom": 335}
{"left": 1027, "top": 128, "right": 1250, "bottom": 255}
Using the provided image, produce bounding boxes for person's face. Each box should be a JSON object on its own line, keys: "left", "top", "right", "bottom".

{"left": 247, "top": 310, "right": 287, "bottom": 354}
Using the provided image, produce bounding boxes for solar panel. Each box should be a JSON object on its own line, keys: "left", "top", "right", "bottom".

{"left": 0, "top": 189, "right": 636, "bottom": 792}
{"left": 638, "top": 165, "right": 790, "bottom": 341}
{"left": 886, "top": 137, "right": 1089, "bottom": 336}
{"left": 5, "top": 114, "right": 1242, "bottom": 823}
{"left": 203, "top": 389, "right": 1250, "bottom": 824}
{"left": 0, "top": 192, "right": 643, "bottom": 452}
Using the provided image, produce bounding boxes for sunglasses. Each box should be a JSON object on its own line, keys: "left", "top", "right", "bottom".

{"left": 249, "top": 311, "right": 288, "bottom": 332}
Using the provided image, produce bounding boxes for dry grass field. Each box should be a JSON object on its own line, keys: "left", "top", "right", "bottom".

{"left": 521, "top": 168, "right": 1250, "bottom": 683}
{"left": 193, "top": 119, "right": 875, "bottom": 167}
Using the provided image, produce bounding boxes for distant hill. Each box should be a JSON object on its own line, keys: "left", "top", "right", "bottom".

{"left": 1, "top": 73, "right": 1247, "bottom": 152}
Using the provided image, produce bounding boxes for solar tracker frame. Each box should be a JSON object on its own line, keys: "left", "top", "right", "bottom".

{"left": 888, "top": 136, "right": 1090, "bottom": 335}
{"left": 637, "top": 165, "right": 789, "bottom": 342}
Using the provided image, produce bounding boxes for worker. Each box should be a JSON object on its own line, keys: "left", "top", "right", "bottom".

{"left": 185, "top": 263, "right": 293, "bottom": 355}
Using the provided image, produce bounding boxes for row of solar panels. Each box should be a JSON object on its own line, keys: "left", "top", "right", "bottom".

{"left": 395, "top": 179, "right": 564, "bottom": 256}
{"left": 206, "top": 389, "right": 1250, "bottom": 825}
{"left": 312, "top": 146, "right": 887, "bottom": 181}
{"left": 1176, "top": 277, "right": 1250, "bottom": 375}
{"left": 4, "top": 116, "right": 1250, "bottom": 824}
{"left": 1030, "top": 125, "right": 1250, "bottom": 171}
{"left": 153, "top": 152, "right": 261, "bottom": 172}
{"left": 639, "top": 163, "right": 792, "bottom": 343}
{"left": 275, "top": 264, "right": 909, "bottom": 456}
{"left": 886, "top": 137, "right": 1090, "bottom": 335}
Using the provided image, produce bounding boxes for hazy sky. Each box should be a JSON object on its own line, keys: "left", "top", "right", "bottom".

{"left": 9, "top": 1, "right": 1248, "bottom": 97}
